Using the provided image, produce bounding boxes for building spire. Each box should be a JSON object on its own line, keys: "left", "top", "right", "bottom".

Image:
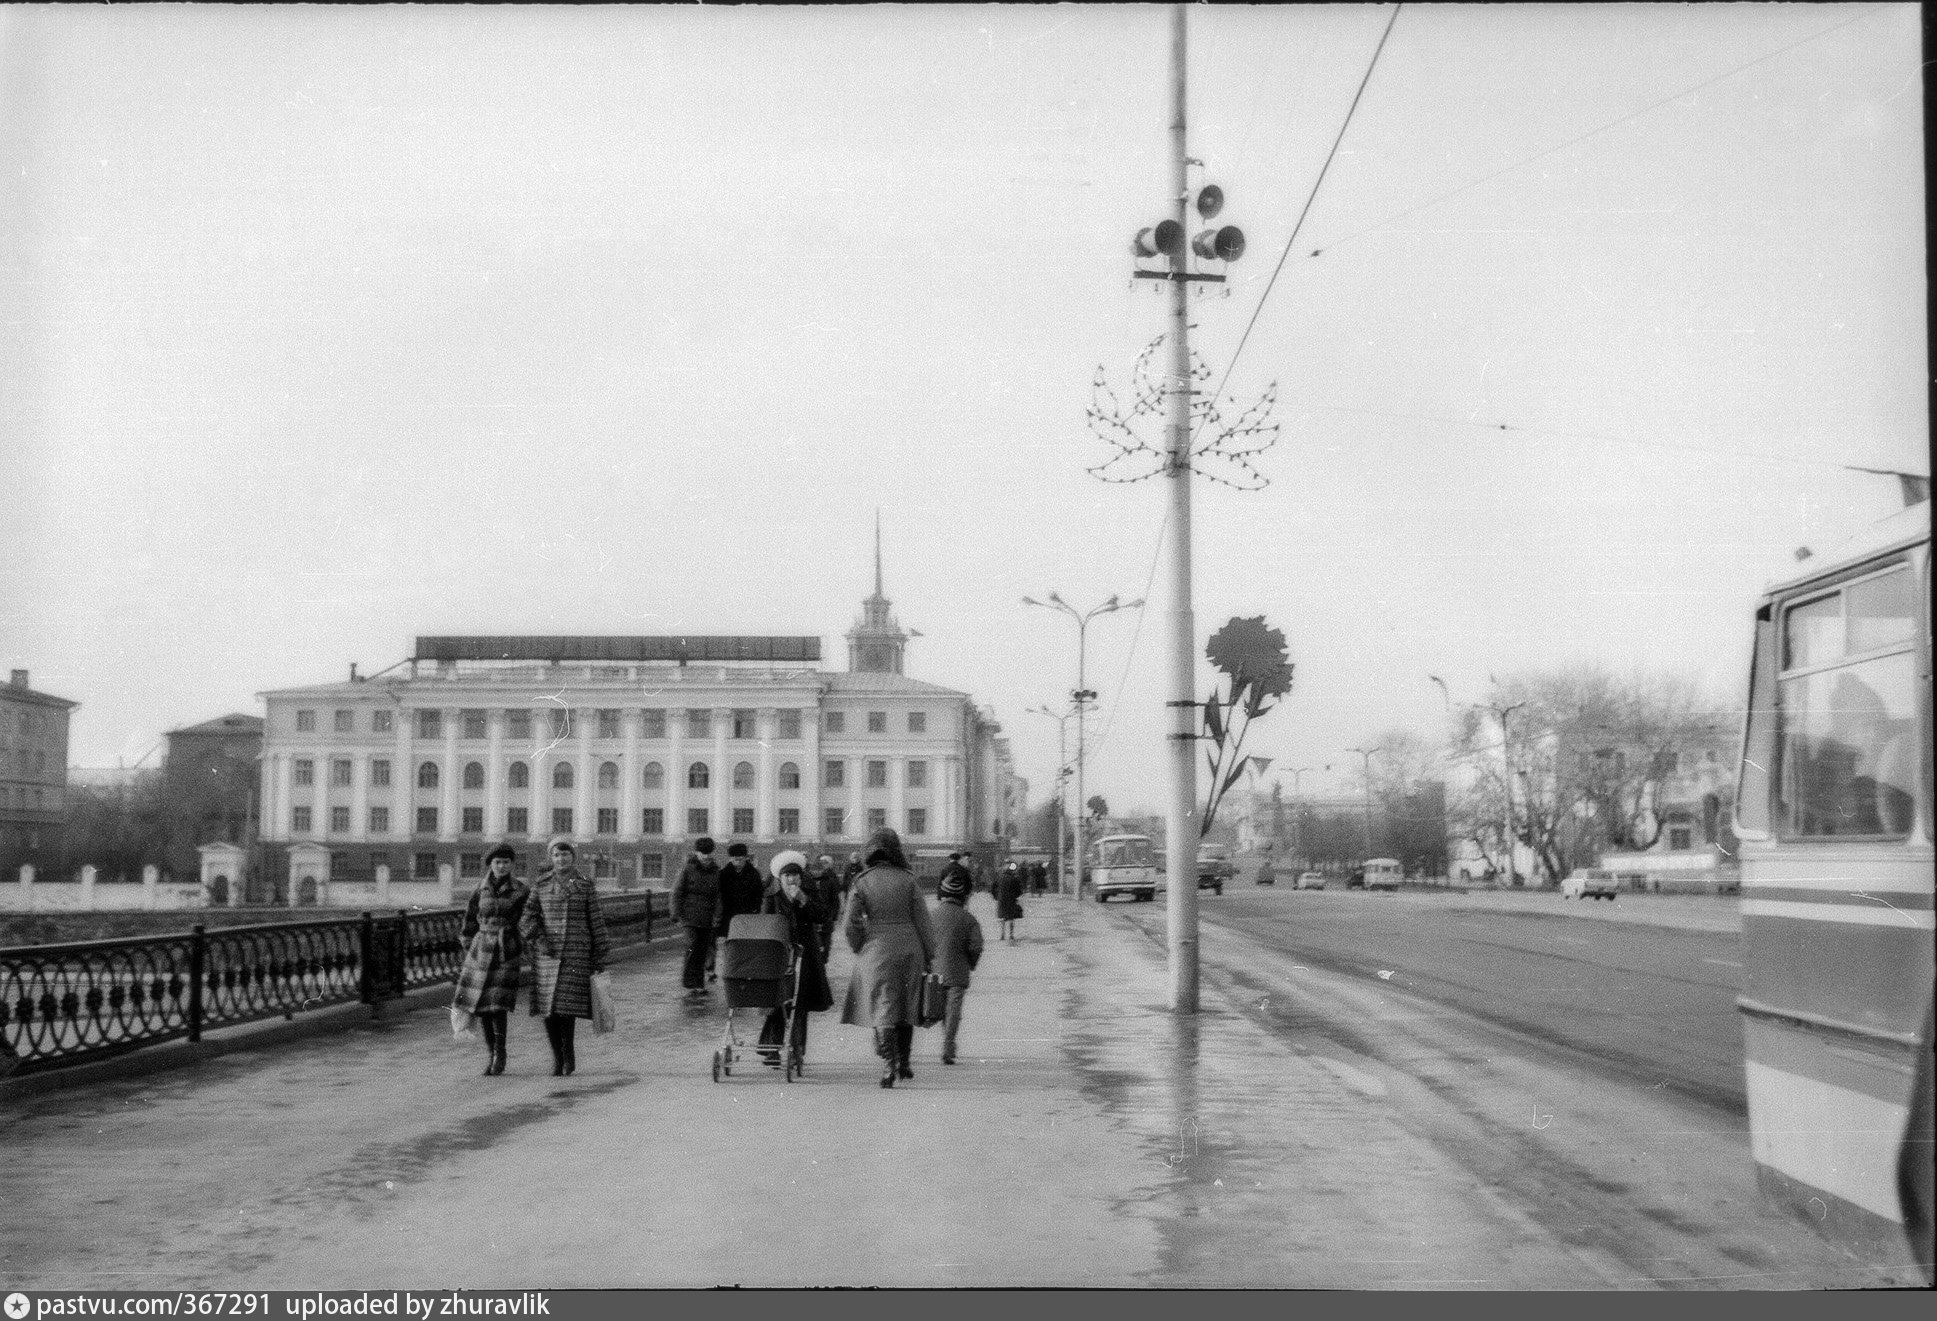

{"left": 848, "top": 511, "right": 909, "bottom": 675}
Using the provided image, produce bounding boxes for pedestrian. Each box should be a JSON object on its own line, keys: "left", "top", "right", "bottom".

{"left": 938, "top": 850, "right": 973, "bottom": 898}
{"left": 840, "top": 827, "right": 936, "bottom": 1088}
{"left": 1030, "top": 860, "right": 1047, "bottom": 896}
{"left": 995, "top": 860, "right": 1025, "bottom": 941}
{"left": 670, "top": 835, "right": 722, "bottom": 999}
{"left": 756, "top": 850, "right": 834, "bottom": 1066}
{"left": 519, "top": 837, "right": 610, "bottom": 1077}
{"left": 929, "top": 866, "right": 984, "bottom": 1066}
{"left": 716, "top": 842, "right": 766, "bottom": 942}
{"left": 841, "top": 850, "right": 865, "bottom": 901}
{"left": 803, "top": 853, "right": 843, "bottom": 962}
{"left": 451, "top": 842, "right": 529, "bottom": 1076}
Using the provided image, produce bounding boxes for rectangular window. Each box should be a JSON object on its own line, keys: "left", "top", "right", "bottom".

{"left": 296, "top": 710, "right": 315, "bottom": 733}
{"left": 463, "top": 710, "right": 487, "bottom": 740}
{"left": 370, "top": 758, "right": 391, "bottom": 787}
{"left": 460, "top": 853, "right": 483, "bottom": 879}
{"left": 334, "top": 710, "right": 354, "bottom": 733}
{"left": 508, "top": 709, "right": 532, "bottom": 739}
{"left": 549, "top": 708, "right": 574, "bottom": 739}
{"left": 687, "top": 807, "right": 710, "bottom": 835}
{"left": 867, "top": 760, "right": 888, "bottom": 788}
{"left": 372, "top": 709, "right": 393, "bottom": 734}
{"left": 462, "top": 806, "right": 484, "bottom": 834}
{"left": 552, "top": 807, "right": 574, "bottom": 835}
{"left": 824, "top": 711, "right": 845, "bottom": 734}
{"left": 639, "top": 852, "right": 665, "bottom": 881}
{"left": 641, "top": 808, "right": 664, "bottom": 835}
{"left": 778, "top": 808, "right": 800, "bottom": 835}
{"left": 779, "top": 710, "right": 801, "bottom": 740}
{"left": 823, "top": 807, "right": 845, "bottom": 837}
{"left": 906, "top": 808, "right": 927, "bottom": 836}
{"left": 733, "top": 807, "right": 754, "bottom": 834}
{"left": 369, "top": 806, "right": 390, "bottom": 834}
{"left": 593, "top": 857, "right": 615, "bottom": 880}
{"left": 907, "top": 760, "right": 927, "bottom": 789}
{"left": 332, "top": 759, "right": 353, "bottom": 787}
{"left": 597, "top": 807, "right": 618, "bottom": 835}
{"left": 908, "top": 711, "right": 926, "bottom": 733}
{"left": 866, "top": 807, "right": 887, "bottom": 832}
{"left": 687, "top": 709, "right": 712, "bottom": 739}
{"left": 597, "top": 709, "right": 621, "bottom": 739}
{"left": 413, "top": 852, "right": 438, "bottom": 880}
{"left": 506, "top": 806, "right": 528, "bottom": 836}
{"left": 824, "top": 760, "right": 845, "bottom": 788}
{"left": 417, "top": 709, "right": 442, "bottom": 740}
{"left": 416, "top": 806, "right": 438, "bottom": 834}
{"left": 641, "top": 709, "right": 667, "bottom": 739}
{"left": 330, "top": 806, "right": 350, "bottom": 834}
{"left": 292, "top": 805, "right": 312, "bottom": 833}
{"left": 733, "top": 710, "right": 756, "bottom": 739}
{"left": 867, "top": 711, "right": 886, "bottom": 733}
{"left": 294, "top": 759, "right": 314, "bottom": 787}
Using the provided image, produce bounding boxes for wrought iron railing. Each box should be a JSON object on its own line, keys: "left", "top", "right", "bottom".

{"left": 0, "top": 890, "right": 667, "bottom": 1077}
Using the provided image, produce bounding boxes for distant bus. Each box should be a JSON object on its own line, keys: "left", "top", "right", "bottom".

{"left": 1732, "top": 497, "right": 1932, "bottom": 1281}
{"left": 1089, "top": 834, "right": 1161, "bottom": 904}
{"left": 1361, "top": 858, "right": 1403, "bottom": 891}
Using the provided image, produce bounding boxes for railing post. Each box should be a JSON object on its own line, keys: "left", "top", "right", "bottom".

{"left": 359, "top": 910, "right": 375, "bottom": 1008}
{"left": 394, "top": 909, "right": 409, "bottom": 999}
{"left": 188, "top": 924, "right": 206, "bottom": 1043}
{"left": 645, "top": 893, "right": 653, "bottom": 943}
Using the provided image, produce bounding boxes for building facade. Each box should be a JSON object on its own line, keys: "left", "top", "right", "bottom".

{"left": 254, "top": 574, "right": 1015, "bottom": 898}
{"left": 162, "top": 713, "right": 264, "bottom": 880}
{"left": 1, "top": 669, "right": 77, "bottom": 879}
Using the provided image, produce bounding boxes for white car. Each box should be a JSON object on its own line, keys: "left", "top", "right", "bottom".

{"left": 1295, "top": 871, "right": 1328, "bottom": 890}
{"left": 1561, "top": 868, "right": 1621, "bottom": 901}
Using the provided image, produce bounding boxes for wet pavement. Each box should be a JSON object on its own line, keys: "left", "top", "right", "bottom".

{"left": 0, "top": 889, "right": 1861, "bottom": 1288}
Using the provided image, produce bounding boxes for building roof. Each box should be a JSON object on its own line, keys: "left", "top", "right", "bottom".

{"left": 820, "top": 672, "right": 966, "bottom": 699}
{"left": 167, "top": 713, "right": 265, "bottom": 736}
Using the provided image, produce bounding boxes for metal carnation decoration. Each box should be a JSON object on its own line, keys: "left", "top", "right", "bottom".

{"left": 1085, "top": 331, "right": 1280, "bottom": 491}
{"left": 1200, "top": 615, "right": 1295, "bottom": 834}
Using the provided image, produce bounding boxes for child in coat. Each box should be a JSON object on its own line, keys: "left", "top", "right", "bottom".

{"left": 929, "top": 869, "right": 985, "bottom": 1065}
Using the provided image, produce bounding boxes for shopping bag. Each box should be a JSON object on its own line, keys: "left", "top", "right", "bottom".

{"left": 449, "top": 1005, "right": 479, "bottom": 1041}
{"left": 919, "top": 973, "right": 947, "bottom": 1028}
{"left": 590, "top": 971, "right": 617, "bottom": 1035}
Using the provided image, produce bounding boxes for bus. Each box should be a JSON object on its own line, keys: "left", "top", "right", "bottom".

{"left": 1089, "top": 834, "right": 1162, "bottom": 903}
{"left": 1361, "top": 858, "right": 1403, "bottom": 891}
{"left": 1732, "top": 496, "right": 1932, "bottom": 1280}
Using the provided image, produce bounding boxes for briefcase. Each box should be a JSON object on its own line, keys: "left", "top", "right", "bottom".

{"left": 919, "top": 972, "right": 948, "bottom": 1027}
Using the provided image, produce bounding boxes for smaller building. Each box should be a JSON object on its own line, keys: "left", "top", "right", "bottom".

{"left": 1, "top": 669, "right": 77, "bottom": 879}
{"left": 162, "top": 714, "right": 264, "bottom": 882}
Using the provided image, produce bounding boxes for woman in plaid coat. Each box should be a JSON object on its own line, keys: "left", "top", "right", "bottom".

{"left": 519, "top": 838, "right": 610, "bottom": 1077}
{"left": 453, "top": 843, "right": 529, "bottom": 1076}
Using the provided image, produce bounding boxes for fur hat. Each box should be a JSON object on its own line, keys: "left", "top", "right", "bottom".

{"left": 694, "top": 836, "right": 715, "bottom": 855}
{"left": 938, "top": 871, "right": 971, "bottom": 901}
{"left": 769, "top": 849, "right": 808, "bottom": 880}
{"left": 484, "top": 843, "right": 517, "bottom": 865}
{"left": 948, "top": 851, "right": 963, "bottom": 861}
{"left": 546, "top": 836, "right": 575, "bottom": 857}
{"left": 863, "top": 827, "right": 909, "bottom": 871}
{"left": 727, "top": 842, "right": 749, "bottom": 858}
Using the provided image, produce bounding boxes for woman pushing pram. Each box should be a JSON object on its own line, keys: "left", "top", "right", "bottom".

{"left": 712, "top": 850, "right": 832, "bottom": 1082}
{"left": 756, "top": 850, "right": 834, "bottom": 1065}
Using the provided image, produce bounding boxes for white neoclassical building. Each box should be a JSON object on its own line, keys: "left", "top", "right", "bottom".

{"left": 249, "top": 564, "right": 1018, "bottom": 903}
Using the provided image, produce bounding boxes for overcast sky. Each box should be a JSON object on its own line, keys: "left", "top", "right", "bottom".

{"left": 1, "top": 3, "right": 1925, "bottom": 812}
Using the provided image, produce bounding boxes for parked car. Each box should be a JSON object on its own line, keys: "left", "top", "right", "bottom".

{"left": 1195, "top": 844, "right": 1235, "bottom": 895}
{"left": 1561, "top": 868, "right": 1621, "bottom": 901}
{"left": 1295, "top": 871, "right": 1327, "bottom": 890}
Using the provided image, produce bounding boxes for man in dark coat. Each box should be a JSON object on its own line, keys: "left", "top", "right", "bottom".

{"left": 670, "top": 836, "right": 722, "bottom": 998}
{"left": 803, "top": 854, "right": 843, "bottom": 961}
{"left": 715, "top": 842, "right": 766, "bottom": 942}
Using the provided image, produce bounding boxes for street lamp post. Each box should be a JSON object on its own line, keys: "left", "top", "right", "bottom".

{"left": 1022, "top": 593, "right": 1143, "bottom": 898}
{"left": 1345, "top": 747, "right": 1381, "bottom": 860}
{"left": 1430, "top": 677, "right": 1526, "bottom": 888}
{"left": 1027, "top": 704, "right": 1074, "bottom": 900}
{"left": 1284, "top": 766, "right": 1313, "bottom": 868}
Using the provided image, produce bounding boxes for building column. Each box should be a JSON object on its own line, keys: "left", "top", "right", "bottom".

{"left": 804, "top": 705, "right": 823, "bottom": 846}
{"left": 757, "top": 707, "right": 778, "bottom": 840}
{"left": 351, "top": 745, "right": 369, "bottom": 842}
{"left": 711, "top": 707, "right": 730, "bottom": 838}
{"left": 393, "top": 709, "right": 414, "bottom": 844}
{"left": 485, "top": 709, "right": 506, "bottom": 839}
{"left": 620, "top": 708, "right": 642, "bottom": 842}
{"left": 263, "top": 755, "right": 284, "bottom": 842}
{"left": 576, "top": 709, "right": 594, "bottom": 841}
{"left": 439, "top": 707, "right": 460, "bottom": 842}
{"left": 891, "top": 756, "right": 908, "bottom": 838}
{"left": 667, "top": 712, "right": 686, "bottom": 839}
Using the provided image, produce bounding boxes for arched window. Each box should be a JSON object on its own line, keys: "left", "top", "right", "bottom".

{"left": 733, "top": 761, "right": 755, "bottom": 790}
{"left": 508, "top": 761, "right": 529, "bottom": 789}
{"left": 779, "top": 762, "right": 800, "bottom": 790}
{"left": 463, "top": 762, "right": 485, "bottom": 790}
{"left": 417, "top": 762, "right": 439, "bottom": 789}
{"left": 642, "top": 761, "right": 664, "bottom": 790}
{"left": 688, "top": 762, "right": 710, "bottom": 790}
{"left": 553, "top": 762, "right": 574, "bottom": 790}
{"left": 598, "top": 761, "right": 619, "bottom": 790}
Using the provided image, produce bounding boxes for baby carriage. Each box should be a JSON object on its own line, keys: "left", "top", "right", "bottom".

{"left": 711, "top": 913, "right": 803, "bottom": 1083}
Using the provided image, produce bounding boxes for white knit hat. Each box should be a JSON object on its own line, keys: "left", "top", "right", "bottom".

{"left": 768, "top": 849, "right": 808, "bottom": 879}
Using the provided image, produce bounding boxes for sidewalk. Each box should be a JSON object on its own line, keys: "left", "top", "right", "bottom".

{"left": 3, "top": 891, "right": 1634, "bottom": 1289}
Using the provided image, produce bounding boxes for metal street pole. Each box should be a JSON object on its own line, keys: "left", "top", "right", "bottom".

{"left": 1347, "top": 747, "right": 1378, "bottom": 859}
{"left": 1286, "top": 766, "right": 1312, "bottom": 868}
{"left": 1162, "top": 1, "right": 1200, "bottom": 1013}
{"left": 1492, "top": 702, "right": 1525, "bottom": 887}
{"left": 1028, "top": 705, "right": 1072, "bottom": 898}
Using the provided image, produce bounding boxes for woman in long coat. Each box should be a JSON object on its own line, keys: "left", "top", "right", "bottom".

{"left": 519, "top": 837, "right": 610, "bottom": 1077}
{"left": 452, "top": 842, "right": 529, "bottom": 1076}
{"left": 994, "top": 861, "right": 1025, "bottom": 941}
{"left": 756, "top": 849, "right": 834, "bottom": 1066}
{"left": 840, "top": 827, "right": 935, "bottom": 1088}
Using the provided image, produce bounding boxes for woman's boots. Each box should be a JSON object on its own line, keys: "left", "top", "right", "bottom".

{"left": 560, "top": 1017, "right": 576, "bottom": 1076}
{"left": 544, "top": 1015, "right": 576, "bottom": 1076}
{"left": 895, "top": 1023, "right": 915, "bottom": 1081}
{"left": 877, "top": 1030, "right": 896, "bottom": 1088}
{"left": 479, "top": 1013, "right": 507, "bottom": 1076}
